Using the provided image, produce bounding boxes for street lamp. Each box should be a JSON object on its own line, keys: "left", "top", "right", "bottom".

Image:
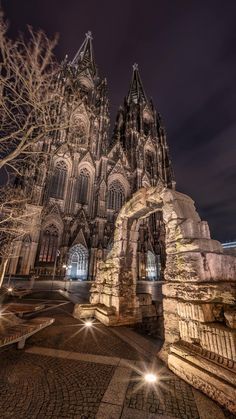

{"left": 51, "top": 249, "right": 60, "bottom": 292}
{"left": 62, "top": 264, "right": 72, "bottom": 291}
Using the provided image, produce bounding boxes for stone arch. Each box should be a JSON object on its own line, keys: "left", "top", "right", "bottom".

{"left": 50, "top": 159, "right": 70, "bottom": 200}
{"left": 38, "top": 224, "right": 60, "bottom": 263}
{"left": 76, "top": 167, "right": 90, "bottom": 204}
{"left": 75, "top": 192, "right": 236, "bottom": 412}
{"left": 67, "top": 244, "right": 89, "bottom": 280}
{"left": 107, "top": 173, "right": 130, "bottom": 198}
{"left": 79, "top": 182, "right": 220, "bottom": 323}
{"left": 107, "top": 179, "right": 125, "bottom": 212}
{"left": 71, "top": 107, "right": 90, "bottom": 145}
{"left": 76, "top": 162, "right": 95, "bottom": 212}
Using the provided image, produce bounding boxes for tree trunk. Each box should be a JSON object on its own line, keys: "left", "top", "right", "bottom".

{"left": 0, "top": 259, "right": 8, "bottom": 288}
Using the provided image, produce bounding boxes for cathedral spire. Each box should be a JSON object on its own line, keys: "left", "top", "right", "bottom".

{"left": 71, "top": 31, "right": 96, "bottom": 75}
{"left": 127, "top": 63, "right": 147, "bottom": 104}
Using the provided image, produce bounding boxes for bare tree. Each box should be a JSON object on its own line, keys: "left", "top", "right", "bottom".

{"left": 0, "top": 10, "right": 66, "bottom": 174}
{"left": 0, "top": 185, "right": 33, "bottom": 286}
{"left": 0, "top": 10, "right": 74, "bottom": 285}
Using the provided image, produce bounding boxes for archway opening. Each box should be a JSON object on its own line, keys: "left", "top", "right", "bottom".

{"left": 67, "top": 244, "right": 88, "bottom": 280}
{"left": 75, "top": 185, "right": 236, "bottom": 412}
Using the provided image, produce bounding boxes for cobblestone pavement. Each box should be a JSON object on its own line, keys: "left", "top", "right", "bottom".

{"left": 25, "top": 301, "right": 145, "bottom": 361}
{"left": 0, "top": 291, "right": 234, "bottom": 419}
{"left": 124, "top": 371, "right": 200, "bottom": 418}
{"left": 0, "top": 350, "right": 114, "bottom": 419}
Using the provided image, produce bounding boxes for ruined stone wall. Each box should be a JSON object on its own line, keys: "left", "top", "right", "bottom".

{"left": 74, "top": 184, "right": 236, "bottom": 411}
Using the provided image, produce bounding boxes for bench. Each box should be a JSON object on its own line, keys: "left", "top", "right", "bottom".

{"left": 0, "top": 313, "right": 54, "bottom": 349}
{"left": 5, "top": 287, "right": 33, "bottom": 298}
{"left": 3, "top": 303, "right": 46, "bottom": 317}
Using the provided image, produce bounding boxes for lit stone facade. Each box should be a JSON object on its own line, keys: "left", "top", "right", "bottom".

{"left": 9, "top": 32, "right": 174, "bottom": 280}
{"left": 74, "top": 184, "right": 236, "bottom": 412}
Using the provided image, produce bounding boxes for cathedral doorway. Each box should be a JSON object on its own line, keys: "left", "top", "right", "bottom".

{"left": 146, "top": 250, "right": 159, "bottom": 280}
{"left": 67, "top": 244, "right": 88, "bottom": 280}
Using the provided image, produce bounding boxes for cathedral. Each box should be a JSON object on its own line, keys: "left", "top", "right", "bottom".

{"left": 9, "top": 32, "right": 174, "bottom": 281}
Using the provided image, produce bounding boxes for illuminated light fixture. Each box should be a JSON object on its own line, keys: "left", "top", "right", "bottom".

{"left": 85, "top": 320, "right": 93, "bottom": 327}
{"left": 7, "top": 287, "right": 13, "bottom": 293}
{"left": 144, "top": 373, "right": 157, "bottom": 383}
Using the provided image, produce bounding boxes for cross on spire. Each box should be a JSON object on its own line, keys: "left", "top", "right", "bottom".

{"left": 86, "top": 31, "right": 93, "bottom": 40}
{"left": 127, "top": 64, "right": 147, "bottom": 104}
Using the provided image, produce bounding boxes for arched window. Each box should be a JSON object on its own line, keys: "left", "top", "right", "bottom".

{"left": 50, "top": 160, "right": 68, "bottom": 199}
{"left": 108, "top": 180, "right": 125, "bottom": 211}
{"left": 39, "top": 224, "right": 59, "bottom": 263}
{"left": 145, "top": 151, "right": 155, "bottom": 178}
{"left": 67, "top": 244, "right": 88, "bottom": 280}
{"left": 77, "top": 168, "right": 90, "bottom": 204}
{"left": 146, "top": 250, "right": 158, "bottom": 280}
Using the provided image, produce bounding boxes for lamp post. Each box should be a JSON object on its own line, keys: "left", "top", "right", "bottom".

{"left": 51, "top": 249, "right": 60, "bottom": 292}
{"left": 62, "top": 263, "right": 71, "bottom": 292}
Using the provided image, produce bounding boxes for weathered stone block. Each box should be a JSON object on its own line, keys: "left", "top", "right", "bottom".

{"left": 166, "top": 237, "right": 222, "bottom": 255}
{"left": 179, "top": 319, "right": 200, "bottom": 342}
{"left": 73, "top": 304, "right": 96, "bottom": 319}
{"left": 224, "top": 309, "right": 236, "bottom": 329}
{"left": 168, "top": 345, "right": 236, "bottom": 413}
{"left": 177, "top": 301, "right": 215, "bottom": 322}
{"left": 199, "top": 323, "right": 236, "bottom": 361}
{"left": 162, "top": 190, "right": 201, "bottom": 222}
{"left": 165, "top": 219, "right": 211, "bottom": 243}
{"left": 163, "top": 282, "right": 236, "bottom": 304}
{"left": 163, "top": 297, "right": 178, "bottom": 314}
{"left": 165, "top": 251, "right": 236, "bottom": 282}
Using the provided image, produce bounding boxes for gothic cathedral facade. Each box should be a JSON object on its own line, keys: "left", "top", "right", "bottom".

{"left": 9, "top": 32, "right": 174, "bottom": 281}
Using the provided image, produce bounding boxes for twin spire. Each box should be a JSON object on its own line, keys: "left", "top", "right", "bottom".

{"left": 71, "top": 31, "right": 96, "bottom": 75}
{"left": 127, "top": 63, "right": 148, "bottom": 104}
{"left": 71, "top": 32, "right": 148, "bottom": 104}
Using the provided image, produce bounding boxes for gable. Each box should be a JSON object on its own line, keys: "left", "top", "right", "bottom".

{"left": 80, "top": 151, "right": 95, "bottom": 168}
{"left": 109, "top": 159, "right": 127, "bottom": 178}
{"left": 108, "top": 141, "right": 130, "bottom": 168}
{"left": 71, "top": 228, "right": 88, "bottom": 248}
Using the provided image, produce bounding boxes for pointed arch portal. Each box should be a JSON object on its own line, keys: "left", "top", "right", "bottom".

{"left": 67, "top": 244, "right": 88, "bottom": 280}
{"left": 74, "top": 183, "right": 236, "bottom": 412}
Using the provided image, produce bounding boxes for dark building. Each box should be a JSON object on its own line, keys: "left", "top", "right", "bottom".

{"left": 9, "top": 32, "right": 174, "bottom": 281}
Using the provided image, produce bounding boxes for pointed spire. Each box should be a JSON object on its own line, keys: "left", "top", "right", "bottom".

{"left": 71, "top": 31, "right": 96, "bottom": 75}
{"left": 127, "top": 63, "right": 148, "bottom": 104}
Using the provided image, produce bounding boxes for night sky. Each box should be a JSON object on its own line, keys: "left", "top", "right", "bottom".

{"left": 3, "top": 0, "right": 236, "bottom": 241}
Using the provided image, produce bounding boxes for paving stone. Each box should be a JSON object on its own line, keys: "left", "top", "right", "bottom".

{"left": 124, "top": 371, "right": 200, "bottom": 419}
{"left": 0, "top": 350, "right": 115, "bottom": 419}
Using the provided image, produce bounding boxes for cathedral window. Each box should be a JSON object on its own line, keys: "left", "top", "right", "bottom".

{"left": 39, "top": 224, "right": 59, "bottom": 263}
{"left": 50, "top": 160, "right": 68, "bottom": 199}
{"left": 146, "top": 251, "right": 158, "bottom": 280}
{"left": 108, "top": 180, "right": 125, "bottom": 211}
{"left": 77, "top": 168, "right": 90, "bottom": 204}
